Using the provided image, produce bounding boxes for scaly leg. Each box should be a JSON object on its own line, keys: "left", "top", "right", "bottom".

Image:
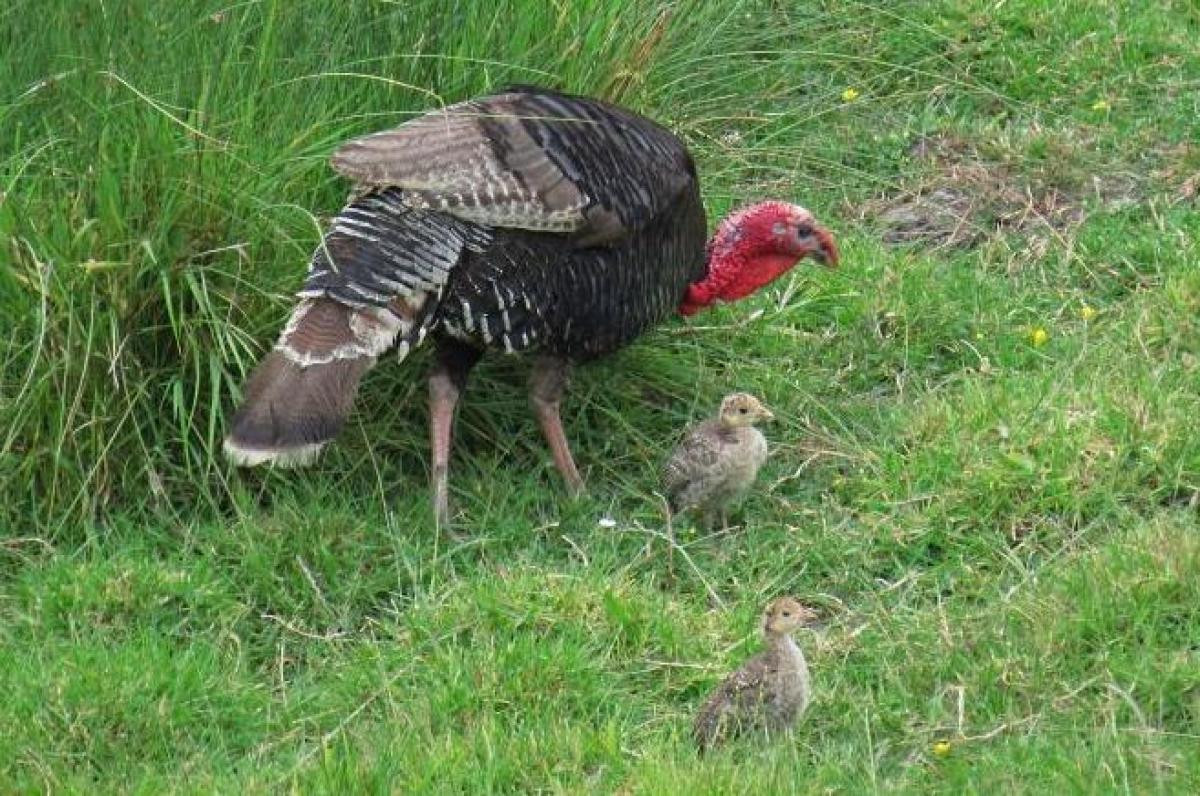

{"left": 528, "top": 354, "right": 584, "bottom": 495}
{"left": 428, "top": 341, "right": 482, "bottom": 527}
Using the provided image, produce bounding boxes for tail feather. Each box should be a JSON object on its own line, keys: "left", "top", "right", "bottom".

{"left": 223, "top": 349, "right": 371, "bottom": 467}
{"left": 224, "top": 296, "right": 422, "bottom": 467}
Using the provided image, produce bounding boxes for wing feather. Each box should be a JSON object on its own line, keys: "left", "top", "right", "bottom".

{"left": 693, "top": 652, "right": 774, "bottom": 750}
{"left": 663, "top": 420, "right": 727, "bottom": 510}
{"left": 330, "top": 87, "right": 696, "bottom": 245}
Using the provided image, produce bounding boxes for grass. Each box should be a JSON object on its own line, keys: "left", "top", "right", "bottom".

{"left": 2, "top": 0, "right": 1199, "bottom": 790}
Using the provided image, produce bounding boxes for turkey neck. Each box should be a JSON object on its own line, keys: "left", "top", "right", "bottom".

{"left": 715, "top": 422, "right": 757, "bottom": 443}
{"left": 768, "top": 632, "right": 808, "bottom": 675}
{"left": 768, "top": 631, "right": 811, "bottom": 718}
{"left": 679, "top": 239, "right": 795, "bottom": 317}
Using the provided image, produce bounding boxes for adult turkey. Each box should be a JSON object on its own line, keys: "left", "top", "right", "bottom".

{"left": 224, "top": 85, "right": 839, "bottom": 525}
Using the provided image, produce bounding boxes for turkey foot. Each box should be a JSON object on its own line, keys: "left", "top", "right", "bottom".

{"left": 529, "top": 355, "right": 584, "bottom": 495}
{"left": 428, "top": 342, "right": 482, "bottom": 528}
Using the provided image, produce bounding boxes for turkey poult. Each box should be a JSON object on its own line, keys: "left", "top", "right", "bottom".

{"left": 693, "top": 596, "right": 817, "bottom": 753}
{"left": 663, "top": 392, "right": 774, "bottom": 530}
{"left": 223, "top": 86, "right": 839, "bottom": 524}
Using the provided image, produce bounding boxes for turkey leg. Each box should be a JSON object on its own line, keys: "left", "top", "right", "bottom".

{"left": 529, "top": 355, "right": 584, "bottom": 495}
{"left": 429, "top": 341, "right": 482, "bottom": 527}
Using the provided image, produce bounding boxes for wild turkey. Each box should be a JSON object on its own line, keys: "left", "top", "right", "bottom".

{"left": 663, "top": 392, "right": 774, "bottom": 531}
{"left": 223, "top": 85, "right": 839, "bottom": 524}
{"left": 693, "top": 596, "right": 817, "bottom": 753}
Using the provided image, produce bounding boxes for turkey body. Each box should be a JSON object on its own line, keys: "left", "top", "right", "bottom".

{"left": 664, "top": 419, "right": 769, "bottom": 520}
{"left": 693, "top": 633, "right": 811, "bottom": 752}
{"left": 225, "top": 85, "right": 709, "bottom": 521}
{"left": 436, "top": 184, "right": 706, "bottom": 360}
{"left": 298, "top": 85, "right": 707, "bottom": 362}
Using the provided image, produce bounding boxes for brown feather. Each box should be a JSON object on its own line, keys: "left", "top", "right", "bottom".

{"left": 224, "top": 298, "right": 406, "bottom": 467}
{"left": 330, "top": 93, "right": 590, "bottom": 234}
{"left": 224, "top": 350, "right": 371, "bottom": 467}
{"left": 693, "top": 652, "right": 776, "bottom": 752}
{"left": 329, "top": 88, "right": 694, "bottom": 246}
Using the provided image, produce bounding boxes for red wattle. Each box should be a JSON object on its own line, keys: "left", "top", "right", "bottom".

{"left": 677, "top": 252, "right": 801, "bottom": 316}
{"left": 717, "top": 254, "right": 798, "bottom": 302}
{"left": 678, "top": 283, "right": 710, "bottom": 316}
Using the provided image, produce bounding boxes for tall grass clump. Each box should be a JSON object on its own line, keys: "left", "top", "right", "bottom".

{"left": 0, "top": 0, "right": 934, "bottom": 534}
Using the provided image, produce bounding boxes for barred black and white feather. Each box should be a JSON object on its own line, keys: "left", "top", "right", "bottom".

{"left": 225, "top": 85, "right": 707, "bottom": 468}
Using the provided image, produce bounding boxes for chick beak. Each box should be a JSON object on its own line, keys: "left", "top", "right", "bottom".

{"left": 811, "top": 226, "right": 839, "bottom": 268}
{"left": 759, "top": 406, "right": 775, "bottom": 422}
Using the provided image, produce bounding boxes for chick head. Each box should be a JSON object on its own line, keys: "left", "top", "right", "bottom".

{"left": 762, "top": 596, "right": 817, "bottom": 635}
{"left": 718, "top": 393, "right": 774, "bottom": 428}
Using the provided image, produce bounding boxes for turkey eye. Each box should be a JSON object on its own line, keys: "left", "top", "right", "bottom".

{"left": 795, "top": 224, "right": 813, "bottom": 237}
{"left": 782, "top": 611, "right": 792, "bottom": 617}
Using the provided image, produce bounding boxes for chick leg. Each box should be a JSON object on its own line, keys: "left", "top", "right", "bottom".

{"left": 429, "top": 341, "right": 483, "bottom": 527}
{"left": 529, "top": 354, "right": 584, "bottom": 495}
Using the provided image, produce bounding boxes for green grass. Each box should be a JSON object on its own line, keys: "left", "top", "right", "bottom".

{"left": 2, "top": 0, "right": 1199, "bottom": 791}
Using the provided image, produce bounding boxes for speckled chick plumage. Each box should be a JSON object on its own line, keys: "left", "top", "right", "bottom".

{"left": 662, "top": 393, "right": 773, "bottom": 526}
{"left": 693, "top": 597, "right": 816, "bottom": 752}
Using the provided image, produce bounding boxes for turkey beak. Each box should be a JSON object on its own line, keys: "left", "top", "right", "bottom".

{"left": 810, "top": 226, "right": 839, "bottom": 268}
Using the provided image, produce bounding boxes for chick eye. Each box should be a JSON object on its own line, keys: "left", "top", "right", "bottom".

{"left": 739, "top": 407, "right": 747, "bottom": 414}
{"left": 782, "top": 611, "right": 792, "bottom": 617}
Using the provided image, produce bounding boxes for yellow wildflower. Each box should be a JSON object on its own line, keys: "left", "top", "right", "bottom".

{"left": 1079, "top": 304, "right": 1097, "bottom": 321}
{"left": 842, "top": 87, "right": 860, "bottom": 102}
{"left": 1030, "top": 327, "right": 1049, "bottom": 347}
{"left": 932, "top": 740, "right": 952, "bottom": 758}
{"left": 1091, "top": 99, "right": 1110, "bottom": 112}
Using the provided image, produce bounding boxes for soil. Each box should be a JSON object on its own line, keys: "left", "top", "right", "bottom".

{"left": 855, "top": 133, "right": 1145, "bottom": 254}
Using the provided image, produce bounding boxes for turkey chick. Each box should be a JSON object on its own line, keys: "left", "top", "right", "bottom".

{"left": 663, "top": 392, "right": 773, "bottom": 530}
{"left": 693, "top": 596, "right": 816, "bottom": 753}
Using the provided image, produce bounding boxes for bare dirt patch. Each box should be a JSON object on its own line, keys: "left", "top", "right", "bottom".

{"left": 853, "top": 133, "right": 1144, "bottom": 254}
